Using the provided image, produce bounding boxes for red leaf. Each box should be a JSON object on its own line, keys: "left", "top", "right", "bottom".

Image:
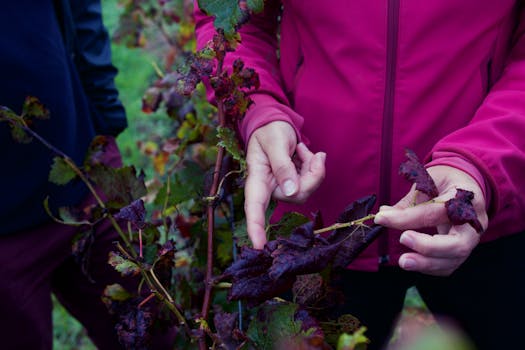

{"left": 445, "top": 189, "right": 483, "bottom": 233}
{"left": 399, "top": 149, "right": 439, "bottom": 198}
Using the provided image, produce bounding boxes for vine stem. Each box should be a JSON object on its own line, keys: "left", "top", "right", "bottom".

{"left": 200, "top": 145, "right": 225, "bottom": 349}
{"left": 199, "top": 49, "right": 226, "bottom": 350}
{"left": 138, "top": 228, "right": 144, "bottom": 258}
{"left": 313, "top": 214, "right": 376, "bottom": 234}
{"left": 203, "top": 169, "right": 243, "bottom": 203}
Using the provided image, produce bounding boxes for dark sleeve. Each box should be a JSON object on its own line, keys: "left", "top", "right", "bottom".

{"left": 69, "top": 0, "right": 127, "bottom": 136}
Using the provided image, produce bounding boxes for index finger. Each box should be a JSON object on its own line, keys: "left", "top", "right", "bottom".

{"left": 244, "top": 166, "right": 274, "bottom": 249}
{"left": 374, "top": 200, "right": 449, "bottom": 230}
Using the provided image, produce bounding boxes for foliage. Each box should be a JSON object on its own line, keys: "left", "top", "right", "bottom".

{"left": 52, "top": 295, "right": 96, "bottom": 350}
{"left": 445, "top": 189, "right": 483, "bottom": 232}
{"left": 399, "top": 149, "right": 439, "bottom": 198}
{"left": 1, "top": 1, "right": 483, "bottom": 349}
{"left": 337, "top": 328, "right": 369, "bottom": 350}
{"left": 399, "top": 149, "right": 482, "bottom": 233}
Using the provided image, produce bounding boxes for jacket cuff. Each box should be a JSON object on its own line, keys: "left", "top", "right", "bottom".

{"left": 240, "top": 93, "right": 305, "bottom": 147}
{"left": 426, "top": 151, "right": 491, "bottom": 209}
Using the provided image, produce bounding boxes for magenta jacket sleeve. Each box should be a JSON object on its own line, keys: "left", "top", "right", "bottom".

{"left": 430, "top": 7, "right": 525, "bottom": 222}
{"left": 193, "top": 1, "right": 304, "bottom": 144}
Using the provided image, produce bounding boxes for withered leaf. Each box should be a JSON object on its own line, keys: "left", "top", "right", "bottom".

{"left": 445, "top": 188, "right": 483, "bottom": 233}
{"left": 399, "top": 149, "right": 439, "bottom": 198}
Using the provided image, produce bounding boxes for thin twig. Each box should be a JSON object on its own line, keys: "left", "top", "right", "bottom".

{"left": 138, "top": 292, "right": 155, "bottom": 308}
{"left": 138, "top": 228, "right": 144, "bottom": 259}
{"left": 314, "top": 214, "right": 376, "bottom": 234}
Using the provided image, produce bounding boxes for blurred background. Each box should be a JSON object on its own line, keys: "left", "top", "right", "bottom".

{"left": 53, "top": 1, "right": 160, "bottom": 348}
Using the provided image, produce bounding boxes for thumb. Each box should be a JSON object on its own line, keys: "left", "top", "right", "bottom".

{"left": 266, "top": 144, "right": 299, "bottom": 197}
{"left": 253, "top": 121, "right": 299, "bottom": 197}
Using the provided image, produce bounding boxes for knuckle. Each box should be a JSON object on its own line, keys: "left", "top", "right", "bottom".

{"left": 421, "top": 209, "right": 438, "bottom": 228}
{"left": 454, "top": 246, "right": 470, "bottom": 259}
{"left": 273, "top": 163, "right": 293, "bottom": 179}
{"left": 454, "top": 240, "right": 476, "bottom": 259}
{"left": 414, "top": 240, "right": 430, "bottom": 256}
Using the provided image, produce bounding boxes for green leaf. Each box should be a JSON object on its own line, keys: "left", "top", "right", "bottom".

{"left": 233, "top": 219, "right": 250, "bottom": 246}
{"left": 176, "top": 119, "right": 200, "bottom": 142}
{"left": 108, "top": 251, "right": 140, "bottom": 277}
{"left": 43, "top": 197, "right": 92, "bottom": 226}
{"left": 197, "top": 0, "right": 245, "bottom": 39}
{"left": 49, "top": 157, "right": 77, "bottom": 185}
{"left": 1, "top": 100, "right": 40, "bottom": 144}
{"left": 154, "top": 161, "right": 205, "bottom": 207}
{"left": 247, "top": 0, "right": 264, "bottom": 13}
{"left": 217, "top": 126, "right": 246, "bottom": 170}
{"left": 10, "top": 124, "right": 32, "bottom": 143}
{"left": 337, "top": 327, "right": 369, "bottom": 350}
{"left": 268, "top": 212, "right": 310, "bottom": 240}
{"left": 247, "top": 301, "right": 303, "bottom": 349}
{"left": 0, "top": 106, "right": 19, "bottom": 122}
{"left": 322, "top": 314, "right": 363, "bottom": 347}
{"left": 103, "top": 283, "right": 133, "bottom": 302}
{"left": 216, "top": 228, "right": 234, "bottom": 266}
{"left": 88, "top": 164, "right": 147, "bottom": 209}
{"left": 22, "top": 96, "right": 50, "bottom": 120}
{"left": 197, "top": 47, "right": 216, "bottom": 60}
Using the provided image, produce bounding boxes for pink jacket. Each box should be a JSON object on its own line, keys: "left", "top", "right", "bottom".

{"left": 195, "top": 1, "right": 525, "bottom": 270}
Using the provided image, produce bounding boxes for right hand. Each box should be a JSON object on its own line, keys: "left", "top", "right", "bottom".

{"left": 244, "top": 121, "right": 326, "bottom": 249}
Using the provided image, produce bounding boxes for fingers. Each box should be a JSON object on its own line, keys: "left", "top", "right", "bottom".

{"left": 397, "top": 226, "right": 480, "bottom": 276}
{"left": 244, "top": 121, "right": 326, "bottom": 249}
{"left": 265, "top": 143, "right": 299, "bottom": 197}
{"left": 273, "top": 143, "right": 326, "bottom": 202}
{"left": 374, "top": 200, "right": 449, "bottom": 230}
{"left": 244, "top": 170, "right": 272, "bottom": 249}
{"left": 390, "top": 184, "right": 430, "bottom": 209}
{"left": 245, "top": 142, "right": 326, "bottom": 249}
{"left": 244, "top": 122, "right": 298, "bottom": 248}
{"left": 252, "top": 121, "right": 299, "bottom": 197}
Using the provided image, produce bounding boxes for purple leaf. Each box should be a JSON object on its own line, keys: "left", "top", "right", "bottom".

{"left": 115, "top": 199, "right": 146, "bottom": 229}
{"left": 445, "top": 189, "right": 483, "bottom": 233}
{"left": 399, "top": 149, "right": 439, "bottom": 198}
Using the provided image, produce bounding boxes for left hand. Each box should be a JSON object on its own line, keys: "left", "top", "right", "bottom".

{"left": 374, "top": 165, "right": 489, "bottom": 276}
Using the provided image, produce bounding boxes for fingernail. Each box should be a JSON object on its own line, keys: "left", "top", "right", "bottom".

{"left": 400, "top": 257, "right": 417, "bottom": 270}
{"left": 379, "top": 205, "right": 395, "bottom": 211}
{"left": 319, "top": 152, "right": 326, "bottom": 162}
{"left": 400, "top": 233, "right": 414, "bottom": 249}
{"left": 283, "top": 180, "right": 297, "bottom": 196}
{"left": 374, "top": 212, "right": 387, "bottom": 225}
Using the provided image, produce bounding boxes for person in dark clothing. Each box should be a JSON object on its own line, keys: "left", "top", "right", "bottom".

{"left": 0, "top": 1, "right": 134, "bottom": 348}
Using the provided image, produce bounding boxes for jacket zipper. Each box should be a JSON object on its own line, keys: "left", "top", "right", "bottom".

{"left": 378, "top": 0, "right": 400, "bottom": 265}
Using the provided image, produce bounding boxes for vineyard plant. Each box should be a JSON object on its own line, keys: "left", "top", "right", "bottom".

{"left": 0, "top": 1, "right": 482, "bottom": 349}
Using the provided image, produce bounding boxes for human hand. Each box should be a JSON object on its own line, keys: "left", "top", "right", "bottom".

{"left": 244, "top": 121, "right": 326, "bottom": 249}
{"left": 374, "top": 165, "right": 489, "bottom": 276}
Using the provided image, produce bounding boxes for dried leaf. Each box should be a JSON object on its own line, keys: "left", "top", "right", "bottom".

{"left": 445, "top": 189, "right": 483, "bottom": 233}
{"left": 399, "top": 149, "right": 438, "bottom": 198}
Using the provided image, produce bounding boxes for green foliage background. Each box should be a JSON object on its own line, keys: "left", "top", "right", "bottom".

{"left": 52, "top": 1, "right": 155, "bottom": 348}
